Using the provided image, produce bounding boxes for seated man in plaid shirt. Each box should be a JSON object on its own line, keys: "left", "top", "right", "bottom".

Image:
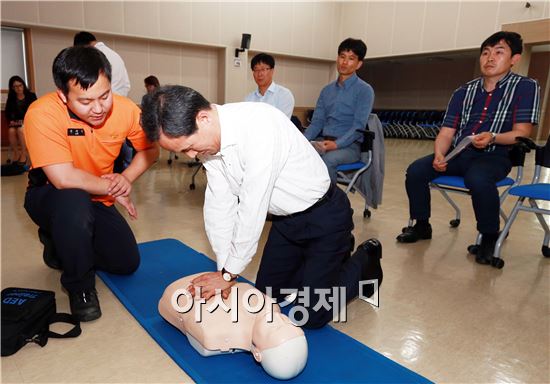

{"left": 396, "top": 31, "right": 540, "bottom": 265}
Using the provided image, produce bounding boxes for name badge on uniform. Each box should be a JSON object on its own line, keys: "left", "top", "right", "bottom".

{"left": 67, "top": 128, "right": 85, "bottom": 136}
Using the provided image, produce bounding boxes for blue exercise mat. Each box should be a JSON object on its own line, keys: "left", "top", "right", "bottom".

{"left": 98, "top": 239, "right": 431, "bottom": 383}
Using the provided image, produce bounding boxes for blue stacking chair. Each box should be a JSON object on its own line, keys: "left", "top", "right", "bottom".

{"left": 401, "top": 141, "right": 531, "bottom": 257}
{"left": 492, "top": 136, "right": 550, "bottom": 267}
{"left": 336, "top": 124, "right": 377, "bottom": 218}
{"left": 429, "top": 142, "right": 529, "bottom": 228}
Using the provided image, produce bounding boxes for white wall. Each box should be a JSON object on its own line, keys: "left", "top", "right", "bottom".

{"left": 29, "top": 28, "right": 220, "bottom": 103}
{"left": 1, "top": 1, "right": 341, "bottom": 105}
{"left": 1, "top": 1, "right": 341, "bottom": 59}
{"left": 339, "top": 1, "right": 550, "bottom": 58}
{"left": 2, "top": 1, "right": 549, "bottom": 106}
{"left": 7, "top": 1, "right": 545, "bottom": 60}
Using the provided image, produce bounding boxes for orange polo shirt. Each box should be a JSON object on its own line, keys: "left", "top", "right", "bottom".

{"left": 24, "top": 92, "right": 153, "bottom": 205}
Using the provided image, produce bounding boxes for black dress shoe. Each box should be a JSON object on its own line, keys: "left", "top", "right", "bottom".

{"left": 354, "top": 238, "right": 383, "bottom": 298}
{"left": 38, "top": 228, "right": 62, "bottom": 270}
{"left": 476, "top": 242, "right": 495, "bottom": 265}
{"left": 475, "top": 235, "right": 497, "bottom": 265}
{"left": 396, "top": 223, "right": 432, "bottom": 243}
{"left": 475, "top": 252, "right": 492, "bottom": 265}
{"left": 69, "top": 289, "right": 102, "bottom": 322}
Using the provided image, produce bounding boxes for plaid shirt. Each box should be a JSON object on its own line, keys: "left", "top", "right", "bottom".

{"left": 443, "top": 71, "right": 540, "bottom": 153}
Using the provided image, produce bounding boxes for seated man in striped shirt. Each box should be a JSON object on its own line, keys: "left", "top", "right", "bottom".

{"left": 396, "top": 31, "right": 541, "bottom": 265}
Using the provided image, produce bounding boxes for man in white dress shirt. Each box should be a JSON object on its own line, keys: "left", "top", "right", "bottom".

{"left": 245, "top": 53, "right": 295, "bottom": 118}
{"left": 74, "top": 31, "right": 133, "bottom": 172}
{"left": 73, "top": 32, "right": 130, "bottom": 97}
{"left": 141, "top": 86, "right": 382, "bottom": 329}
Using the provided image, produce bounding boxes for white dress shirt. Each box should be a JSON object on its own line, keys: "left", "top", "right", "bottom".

{"left": 95, "top": 42, "right": 131, "bottom": 97}
{"left": 202, "top": 102, "right": 330, "bottom": 275}
{"left": 245, "top": 82, "right": 295, "bottom": 118}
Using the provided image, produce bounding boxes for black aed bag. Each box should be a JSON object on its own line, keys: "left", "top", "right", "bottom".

{"left": 1, "top": 287, "right": 81, "bottom": 356}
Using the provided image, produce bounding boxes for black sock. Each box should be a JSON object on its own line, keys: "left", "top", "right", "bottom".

{"left": 482, "top": 232, "right": 499, "bottom": 242}
{"left": 416, "top": 219, "right": 430, "bottom": 228}
{"left": 481, "top": 232, "right": 499, "bottom": 249}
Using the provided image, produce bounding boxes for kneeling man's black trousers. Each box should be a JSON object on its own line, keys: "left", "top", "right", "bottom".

{"left": 25, "top": 184, "right": 140, "bottom": 293}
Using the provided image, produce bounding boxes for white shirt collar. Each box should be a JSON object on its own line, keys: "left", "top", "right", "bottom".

{"left": 255, "top": 81, "right": 277, "bottom": 97}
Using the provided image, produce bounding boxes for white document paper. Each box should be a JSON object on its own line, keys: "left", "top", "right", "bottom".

{"left": 443, "top": 135, "right": 474, "bottom": 162}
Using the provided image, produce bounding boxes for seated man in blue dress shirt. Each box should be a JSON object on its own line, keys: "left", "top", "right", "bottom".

{"left": 245, "top": 53, "right": 295, "bottom": 119}
{"left": 304, "top": 38, "right": 375, "bottom": 183}
{"left": 396, "top": 31, "right": 540, "bottom": 265}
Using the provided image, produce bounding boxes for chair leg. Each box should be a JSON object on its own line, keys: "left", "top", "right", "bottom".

{"left": 189, "top": 164, "right": 203, "bottom": 190}
{"left": 494, "top": 199, "right": 523, "bottom": 259}
{"left": 498, "top": 186, "right": 514, "bottom": 224}
{"left": 437, "top": 189, "right": 461, "bottom": 227}
{"left": 363, "top": 202, "right": 371, "bottom": 218}
{"left": 529, "top": 199, "right": 550, "bottom": 257}
{"left": 467, "top": 232, "right": 484, "bottom": 255}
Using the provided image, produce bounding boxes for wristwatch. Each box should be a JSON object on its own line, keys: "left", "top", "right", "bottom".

{"left": 490, "top": 132, "right": 497, "bottom": 144}
{"left": 221, "top": 268, "right": 238, "bottom": 282}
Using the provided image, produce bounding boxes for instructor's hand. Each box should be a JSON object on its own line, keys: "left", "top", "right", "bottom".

{"left": 102, "top": 173, "right": 132, "bottom": 197}
{"left": 115, "top": 195, "right": 137, "bottom": 220}
{"left": 189, "top": 272, "right": 235, "bottom": 300}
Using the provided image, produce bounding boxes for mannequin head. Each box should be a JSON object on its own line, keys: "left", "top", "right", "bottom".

{"left": 251, "top": 311, "right": 308, "bottom": 380}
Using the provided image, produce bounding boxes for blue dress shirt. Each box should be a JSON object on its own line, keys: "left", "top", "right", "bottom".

{"left": 304, "top": 73, "right": 374, "bottom": 148}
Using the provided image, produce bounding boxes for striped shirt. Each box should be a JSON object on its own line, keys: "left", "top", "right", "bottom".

{"left": 443, "top": 71, "right": 540, "bottom": 153}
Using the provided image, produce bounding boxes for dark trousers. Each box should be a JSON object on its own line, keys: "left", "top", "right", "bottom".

{"left": 255, "top": 185, "right": 363, "bottom": 329}
{"left": 405, "top": 149, "right": 512, "bottom": 234}
{"left": 24, "top": 185, "right": 140, "bottom": 292}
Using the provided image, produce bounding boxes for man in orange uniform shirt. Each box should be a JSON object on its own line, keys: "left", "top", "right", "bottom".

{"left": 24, "top": 46, "right": 159, "bottom": 321}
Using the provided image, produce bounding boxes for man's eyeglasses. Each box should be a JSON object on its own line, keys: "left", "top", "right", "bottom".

{"left": 252, "top": 67, "right": 272, "bottom": 74}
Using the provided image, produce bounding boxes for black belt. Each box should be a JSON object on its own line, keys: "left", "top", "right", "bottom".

{"left": 279, "top": 183, "right": 336, "bottom": 219}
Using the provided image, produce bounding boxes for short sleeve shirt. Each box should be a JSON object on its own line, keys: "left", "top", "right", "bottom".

{"left": 442, "top": 71, "right": 540, "bottom": 153}
{"left": 24, "top": 93, "right": 153, "bottom": 204}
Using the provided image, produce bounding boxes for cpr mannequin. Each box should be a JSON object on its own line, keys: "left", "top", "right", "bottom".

{"left": 158, "top": 274, "right": 308, "bottom": 380}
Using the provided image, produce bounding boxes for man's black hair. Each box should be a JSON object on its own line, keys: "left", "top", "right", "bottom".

{"left": 250, "top": 53, "right": 275, "bottom": 70}
{"left": 73, "top": 31, "right": 97, "bottom": 46}
{"left": 144, "top": 75, "right": 160, "bottom": 88}
{"left": 141, "top": 85, "right": 211, "bottom": 142}
{"left": 480, "top": 31, "right": 523, "bottom": 56}
{"left": 338, "top": 38, "right": 367, "bottom": 61}
{"left": 52, "top": 46, "right": 112, "bottom": 95}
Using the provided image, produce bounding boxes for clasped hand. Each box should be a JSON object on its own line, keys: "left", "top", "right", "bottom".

{"left": 432, "top": 153, "right": 448, "bottom": 172}
{"left": 101, "top": 173, "right": 137, "bottom": 219}
{"left": 320, "top": 140, "right": 338, "bottom": 152}
{"left": 101, "top": 173, "right": 132, "bottom": 197}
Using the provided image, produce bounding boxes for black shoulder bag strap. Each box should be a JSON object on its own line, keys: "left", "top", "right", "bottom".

{"left": 47, "top": 313, "right": 82, "bottom": 339}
